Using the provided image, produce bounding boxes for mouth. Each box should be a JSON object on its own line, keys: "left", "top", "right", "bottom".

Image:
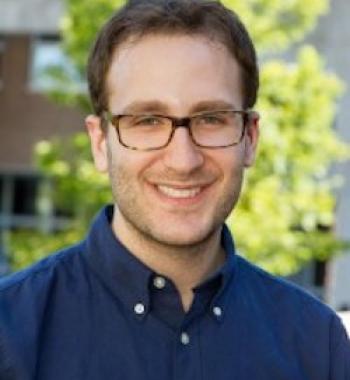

{"left": 156, "top": 185, "right": 202, "bottom": 199}
{"left": 147, "top": 181, "right": 213, "bottom": 208}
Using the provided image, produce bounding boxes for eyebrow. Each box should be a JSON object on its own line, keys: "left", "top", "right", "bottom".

{"left": 120, "top": 99, "right": 240, "bottom": 115}
{"left": 189, "top": 100, "right": 240, "bottom": 114}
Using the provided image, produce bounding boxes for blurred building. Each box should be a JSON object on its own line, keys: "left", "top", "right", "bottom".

{"left": 306, "top": 0, "right": 350, "bottom": 310}
{"left": 338, "top": 312, "right": 350, "bottom": 336}
{"left": 0, "top": 0, "right": 83, "bottom": 273}
{"left": 0, "top": 0, "right": 349, "bottom": 308}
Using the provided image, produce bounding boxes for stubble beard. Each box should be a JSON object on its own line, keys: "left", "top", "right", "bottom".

{"left": 108, "top": 158, "right": 244, "bottom": 254}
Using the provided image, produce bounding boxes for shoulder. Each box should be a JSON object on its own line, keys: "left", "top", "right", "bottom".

{"left": 234, "top": 254, "right": 337, "bottom": 323}
{"left": 0, "top": 242, "right": 85, "bottom": 305}
{"left": 234, "top": 256, "right": 350, "bottom": 357}
{"left": 0, "top": 243, "right": 86, "bottom": 375}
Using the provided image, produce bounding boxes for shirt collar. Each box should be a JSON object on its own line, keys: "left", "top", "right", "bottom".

{"left": 83, "top": 205, "right": 237, "bottom": 318}
{"left": 84, "top": 206, "right": 152, "bottom": 318}
{"left": 194, "top": 224, "right": 237, "bottom": 323}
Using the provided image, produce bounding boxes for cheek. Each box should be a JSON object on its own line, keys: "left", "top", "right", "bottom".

{"left": 212, "top": 148, "right": 246, "bottom": 177}
{"left": 216, "top": 152, "right": 246, "bottom": 202}
{"left": 106, "top": 144, "right": 151, "bottom": 190}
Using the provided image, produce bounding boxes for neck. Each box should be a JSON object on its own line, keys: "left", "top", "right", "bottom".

{"left": 112, "top": 210, "right": 226, "bottom": 312}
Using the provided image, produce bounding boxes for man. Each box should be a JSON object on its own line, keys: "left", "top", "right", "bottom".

{"left": 0, "top": 0, "right": 349, "bottom": 379}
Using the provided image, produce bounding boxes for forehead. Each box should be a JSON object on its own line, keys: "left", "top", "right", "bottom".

{"left": 106, "top": 34, "right": 243, "bottom": 113}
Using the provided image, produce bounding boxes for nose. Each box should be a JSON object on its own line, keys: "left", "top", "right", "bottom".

{"left": 162, "top": 127, "right": 204, "bottom": 174}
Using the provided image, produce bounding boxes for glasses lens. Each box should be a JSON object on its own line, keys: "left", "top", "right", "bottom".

{"left": 118, "top": 115, "right": 172, "bottom": 150}
{"left": 190, "top": 111, "right": 244, "bottom": 147}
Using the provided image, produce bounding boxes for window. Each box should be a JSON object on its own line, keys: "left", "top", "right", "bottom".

{"left": 0, "top": 173, "right": 41, "bottom": 230}
{"left": 0, "top": 178, "right": 3, "bottom": 214}
{"left": 288, "top": 260, "right": 328, "bottom": 301}
{"left": 29, "top": 35, "right": 85, "bottom": 92}
{"left": 0, "top": 38, "right": 5, "bottom": 89}
{"left": 13, "top": 176, "right": 39, "bottom": 215}
{"left": 0, "top": 173, "right": 70, "bottom": 274}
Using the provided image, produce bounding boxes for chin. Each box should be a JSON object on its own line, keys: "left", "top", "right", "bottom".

{"left": 146, "top": 224, "right": 218, "bottom": 248}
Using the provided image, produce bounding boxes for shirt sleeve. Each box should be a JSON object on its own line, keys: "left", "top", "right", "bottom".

{"left": 329, "top": 314, "right": 350, "bottom": 379}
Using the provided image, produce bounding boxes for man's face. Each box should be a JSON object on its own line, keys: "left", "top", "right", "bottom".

{"left": 87, "top": 34, "right": 259, "bottom": 247}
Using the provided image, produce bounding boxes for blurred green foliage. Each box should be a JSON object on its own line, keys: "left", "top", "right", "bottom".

{"left": 8, "top": 0, "right": 350, "bottom": 274}
{"left": 230, "top": 46, "right": 349, "bottom": 273}
{"left": 224, "top": 0, "right": 328, "bottom": 52}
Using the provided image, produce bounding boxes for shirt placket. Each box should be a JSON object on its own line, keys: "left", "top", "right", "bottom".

{"left": 173, "top": 318, "right": 202, "bottom": 380}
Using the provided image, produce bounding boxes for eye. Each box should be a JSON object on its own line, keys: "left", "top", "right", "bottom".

{"left": 133, "top": 115, "right": 163, "bottom": 126}
{"left": 196, "top": 113, "right": 226, "bottom": 125}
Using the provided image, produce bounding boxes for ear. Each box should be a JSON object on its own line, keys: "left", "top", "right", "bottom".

{"left": 243, "top": 112, "right": 260, "bottom": 168}
{"left": 85, "top": 115, "right": 109, "bottom": 173}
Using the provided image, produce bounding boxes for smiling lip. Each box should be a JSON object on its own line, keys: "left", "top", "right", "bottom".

{"left": 157, "top": 185, "right": 202, "bottom": 199}
{"left": 149, "top": 182, "right": 213, "bottom": 205}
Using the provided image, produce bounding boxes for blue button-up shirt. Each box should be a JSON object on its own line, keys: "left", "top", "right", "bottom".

{"left": 0, "top": 206, "right": 349, "bottom": 379}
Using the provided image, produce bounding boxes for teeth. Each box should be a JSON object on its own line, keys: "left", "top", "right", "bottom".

{"left": 157, "top": 185, "right": 201, "bottom": 199}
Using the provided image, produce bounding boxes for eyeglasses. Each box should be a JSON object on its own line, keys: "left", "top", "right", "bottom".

{"left": 103, "top": 109, "right": 257, "bottom": 151}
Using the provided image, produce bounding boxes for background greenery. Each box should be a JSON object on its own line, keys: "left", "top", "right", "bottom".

{"left": 9, "top": 0, "right": 350, "bottom": 275}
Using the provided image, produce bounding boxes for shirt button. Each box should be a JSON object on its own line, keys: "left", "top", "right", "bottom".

{"left": 153, "top": 276, "right": 166, "bottom": 289}
{"left": 213, "top": 306, "right": 223, "bottom": 318}
{"left": 134, "top": 303, "right": 145, "bottom": 315}
{"left": 180, "top": 332, "right": 190, "bottom": 345}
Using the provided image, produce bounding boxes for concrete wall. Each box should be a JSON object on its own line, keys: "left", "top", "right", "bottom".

{"left": 0, "top": 0, "right": 63, "bottom": 34}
